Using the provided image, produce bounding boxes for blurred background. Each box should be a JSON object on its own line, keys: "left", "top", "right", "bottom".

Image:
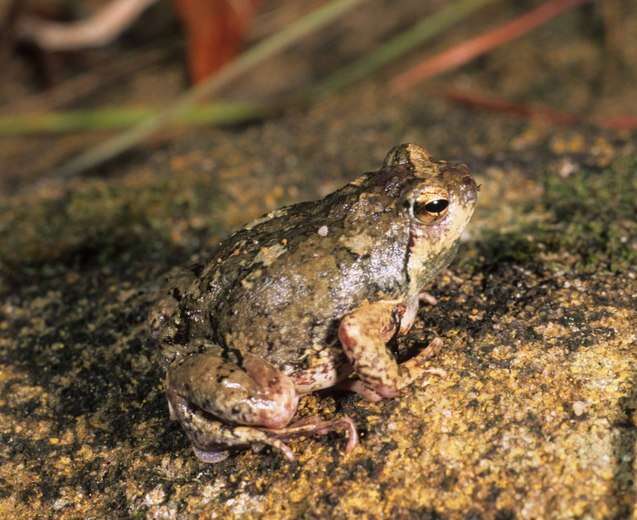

{"left": 0, "top": 0, "right": 635, "bottom": 189}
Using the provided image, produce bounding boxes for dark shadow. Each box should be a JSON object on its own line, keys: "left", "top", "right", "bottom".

{"left": 0, "top": 224, "right": 195, "bottom": 507}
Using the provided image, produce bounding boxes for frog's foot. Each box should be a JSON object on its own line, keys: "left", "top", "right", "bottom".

{"left": 396, "top": 337, "right": 445, "bottom": 390}
{"left": 265, "top": 415, "right": 359, "bottom": 453}
{"left": 339, "top": 300, "right": 444, "bottom": 399}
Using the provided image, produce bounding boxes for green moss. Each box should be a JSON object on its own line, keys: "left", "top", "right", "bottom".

{"left": 465, "top": 158, "right": 637, "bottom": 275}
{"left": 540, "top": 158, "right": 637, "bottom": 272}
{"left": 0, "top": 177, "right": 226, "bottom": 276}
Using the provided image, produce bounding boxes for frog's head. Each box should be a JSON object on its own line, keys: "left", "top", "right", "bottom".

{"left": 383, "top": 144, "right": 478, "bottom": 294}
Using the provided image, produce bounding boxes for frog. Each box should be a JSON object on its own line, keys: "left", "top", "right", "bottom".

{"left": 149, "top": 143, "right": 478, "bottom": 463}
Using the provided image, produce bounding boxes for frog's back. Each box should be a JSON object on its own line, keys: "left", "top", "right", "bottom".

{"left": 200, "top": 170, "right": 412, "bottom": 371}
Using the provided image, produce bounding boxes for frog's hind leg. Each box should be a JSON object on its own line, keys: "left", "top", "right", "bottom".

{"left": 167, "top": 351, "right": 299, "bottom": 461}
{"left": 167, "top": 388, "right": 295, "bottom": 462}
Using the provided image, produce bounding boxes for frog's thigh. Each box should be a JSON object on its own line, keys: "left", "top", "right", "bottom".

{"left": 338, "top": 300, "right": 442, "bottom": 399}
{"left": 168, "top": 388, "right": 295, "bottom": 462}
{"left": 167, "top": 351, "right": 299, "bottom": 429}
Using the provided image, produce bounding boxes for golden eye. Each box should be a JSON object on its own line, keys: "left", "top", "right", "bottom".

{"left": 413, "top": 198, "right": 449, "bottom": 222}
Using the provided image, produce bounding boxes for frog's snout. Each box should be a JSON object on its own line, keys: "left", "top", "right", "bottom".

{"left": 440, "top": 163, "right": 478, "bottom": 207}
{"left": 462, "top": 175, "right": 478, "bottom": 203}
{"left": 462, "top": 174, "right": 476, "bottom": 188}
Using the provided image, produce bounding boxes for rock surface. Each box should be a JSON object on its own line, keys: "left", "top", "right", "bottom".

{"left": 1, "top": 4, "right": 637, "bottom": 518}
{"left": 1, "top": 86, "right": 635, "bottom": 518}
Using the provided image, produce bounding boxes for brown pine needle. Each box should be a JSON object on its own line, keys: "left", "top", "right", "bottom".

{"left": 596, "top": 116, "right": 637, "bottom": 131}
{"left": 440, "top": 89, "right": 637, "bottom": 131}
{"left": 442, "top": 89, "right": 578, "bottom": 125}
{"left": 391, "top": 0, "right": 591, "bottom": 93}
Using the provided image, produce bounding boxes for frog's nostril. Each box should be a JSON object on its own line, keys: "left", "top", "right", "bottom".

{"left": 462, "top": 175, "right": 475, "bottom": 187}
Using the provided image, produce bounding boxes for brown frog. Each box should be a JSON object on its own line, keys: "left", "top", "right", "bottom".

{"left": 150, "top": 144, "right": 478, "bottom": 463}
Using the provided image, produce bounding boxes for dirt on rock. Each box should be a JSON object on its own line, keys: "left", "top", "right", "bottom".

{"left": 1, "top": 2, "right": 636, "bottom": 518}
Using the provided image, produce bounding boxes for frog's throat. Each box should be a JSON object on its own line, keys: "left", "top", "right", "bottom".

{"left": 406, "top": 239, "right": 460, "bottom": 297}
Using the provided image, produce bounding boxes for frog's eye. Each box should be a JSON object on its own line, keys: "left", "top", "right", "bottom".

{"left": 412, "top": 198, "right": 449, "bottom": 223}
{"left": 421, "top": 199, "right": 448, "bottom": 214}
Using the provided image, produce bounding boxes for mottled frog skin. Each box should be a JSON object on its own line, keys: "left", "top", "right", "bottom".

{"left": 150, "top": 144, "right": 478, "bottom": 463}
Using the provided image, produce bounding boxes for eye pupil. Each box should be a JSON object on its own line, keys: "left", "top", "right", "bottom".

{"left": 423, "top": 199, "right": 448, "bottom": 213}
{"left": 411, "top": 198, "right": 449, "bottom": 222}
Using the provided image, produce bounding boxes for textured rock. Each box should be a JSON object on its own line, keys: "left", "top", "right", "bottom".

{"left": 1, "top": 4, "right": 637, "bottom": 515}
{"left": 1, "top": 86, "right": 635, "bottom": 518}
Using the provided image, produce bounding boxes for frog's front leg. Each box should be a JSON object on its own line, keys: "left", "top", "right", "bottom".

{"left": 166, "top": 351, "right": 357, "bottom": 462}
{"left": 338, "top": 300, "right": 443, "bottom": 401}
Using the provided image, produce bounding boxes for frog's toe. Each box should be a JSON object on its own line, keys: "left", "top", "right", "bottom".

{"left": 335, "top": 378, "right": 384, "bottom": 402}
{"left": 265, "top": 415, "right": 359, "bottom": 454}
{"left": 322, "top": 416, "right": 358, "bottom": 453}
{"left": 272, "top": 440, "right": 295, "bottom": 461}
{"left": 418, "top": 290, "right": 438, "bottom": 306}
{"left": 312, "top": 415, "right": 359, "bottom": 453}
{"left": 396, "top": 337, "right": 445, "bottom": 391}
{"left": 254, "top": 435, "right": 295, "bottom": 461}
{"left": 371, "top": 384, "right": 400, "bottom": 399}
